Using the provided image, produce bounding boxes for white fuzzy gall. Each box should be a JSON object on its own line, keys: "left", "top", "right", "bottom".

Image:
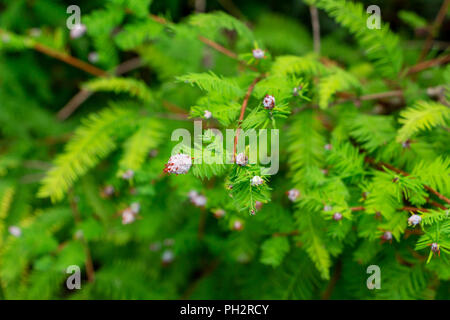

{"left": 204, "top": 110, "right": 212, "bottom": 119}
{"left": 252, "top": 48, "right": 265, "bottom": 59}
{"left": 162, "top": 250, "right": 174, "bottom": 264}
{"left": 8, "top": 226, "right": 21, "bottom": 237}
{"left": 255, "top": 201, "right": 263, "bottom": 211}
{"left": 191, "top": 194, "right": 207, "bottom": 207}
{"left": 333, "top": 212, "right": 343, "bottom": 221}
{"left": 408, "top": 214, "right": 421, "bottom": 226}
{"left": 188, "top": 190, "right": 198, "bottom": 199}
{"left": 213, "top": 209, "right": 226, "bottom": 218}
{"left": 164, "top": 153, "right": 192, "bottom": 175}
{"left": 122, "top": 169, "right": 134, "bottom": 180}
{"left": 287, "top": 189, "right": 300, "bottom": 202}
{"left": 233, "top": 220, "right": 243, "bottom": 231}
{"left": 121, "top": 209, "right": 136, "bottom": 225}
{"left": 88, "top": 52, "right": 99, "bottom": 63}
{"left": 382, "top": 231, "right": 392, "bottom": 241}
{"left": 130, "top": 202, "right": 140, "bottom": 214}
{"left": 263, "top": 95, "right": 275, "bottom": 109}
{"left": 70, "top": 23, "right": 87, "bottom": 39}
{"left": 235, "top": 152, "right": 248, "bottom": 166}
{"left": 251, "top": 176, "right": 264, "bottom": 186}
{"left": 431, "top": 243, "right": 439, "bottom": 254}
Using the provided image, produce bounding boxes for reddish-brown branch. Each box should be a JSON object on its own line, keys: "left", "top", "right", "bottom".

{"left": 365, "top": 157, "right": 450, "bottom": 205}
{"left": 58, "top": 57, "right": 145, "bottom": 120}
{"left": 198, "top": 35, "right": 238, "bottom": 60}
{"left": 181, "top": 260, "right": 220, "bottom": 299}
{"left": 148, "top": 13, "right": 257, "bottom": 70}
{"left": 233, "top": 75, "right": 265, "bottom": 157}
{"left": 148, "top": 13, "right": 240, "bottom": 60}
{"left": 273, "top": 230, "right": 299, "bottom": 237}
{"left": 162, "top": 100, "right": 189, "bottom": 117}
{"left": 58, "top": 89, "right": 94, "bottom": 121}
{"left": 34, "top": 43, "right": 108, "bottom": 77}
{"left": 424, "top": 185, "right": 450, "bottom": 205}
{"left": 417, "top": 0, "right": 450, "bottom": 62}
{"left": 407, "top": 54, "right": 450, "bottom": 75}
{"left": 321, "top": 259, "right": 342, "bottom": 300}
{"left": 401, "top": 206, "right": 429, "bottom": 213}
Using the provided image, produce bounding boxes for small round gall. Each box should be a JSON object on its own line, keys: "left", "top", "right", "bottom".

{"left": 121, "top": 209, "right": 136, "bottom": 225}
{"left": 287, "top": 188, "right": 300, "bottom": 202}
{"left": 251, "top": 176, "right": 264, "bottom": 186}
{"left": 70, "top": 23, "right": 87, "bottom": 39}
{"left": 233, "top": 220, "right": 243, "bottom": 231}
{"left": 431, "top": 243, "right": 439, "bottom": 253}
{"left": 88, "top": 52, "right": 99, "bottom": 63}
{"left": 333, "top": 212, "right": 343, "bottom": 221}
{"left": 235, "top": 153, "right": 248, "bottom": 166}
{"left": 164, "top": 153, "right": 192, "bottom": 175}
{"left": 382, "top": 231, "right": 392, "bottom": 241}
{"left": 191, "top": 194, "right": 207, "bottom": 207}
{"left": 255, "top": 201, "right": 263, "bottom": 211}
{"left": 204, "top": 110, "right": 212, "bottom": 119}
{"left": 252, "top": 48, "right": 265, "bottom": 59}
{"left": 8, "top": 226, "right": 21, "bottom": 237}
{"left": 162, "top": 250, "right": 174, "bottom": 264}
{"left": 213, "top": 209, "right": 226, "bottom": 218}
{"left": 408, "top": 214, "right": 421, "bottom": 226}
{"left": 263, "top": 95, "right": 275, "bottom": 110}
{"left": 130, "top": 202, "right": 140, "bottom": 214}
{"left": 122, "top": 169, "right": 135, "bottom": 180}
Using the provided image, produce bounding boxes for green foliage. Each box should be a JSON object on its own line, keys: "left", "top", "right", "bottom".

{"left": 398, "top": 10, "right": 428, "bottom": 29}
{"left": 1, "top": 0, "right": 449, "bottom": 301}
{"left": 177, "top": 72, "right": 244, "bottom": 99}
{"left": 83, "top": 77, "right": 154, "bottom": 103}
{"left": 260, "top": 236, "right": 290, "bottom": 267}
{"left": 396, "top": 101, "right": 450, "bottom": 143}
{"left": 312, "top": 0, "right": 403, "bottom": 78}
{"left": 38, "top": 107, "right": 137, "bottom": 202}
{"left": 189, "top": 11, "right": 254, "bottom": 43}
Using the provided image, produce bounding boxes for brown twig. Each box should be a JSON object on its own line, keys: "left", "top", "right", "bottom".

{"left": 34, "top": 43, "right": 107, "bottom": 77}
{"left": 147, "top": 13, "right": 257, "bottom": 71}
{"left": 181, "top": 260, "right": 220, "bottom": 299}
{"left": 217, "top": 0, "right": 246, "bottom": 20}
{"left": 57, "top": 89, "right": 94, "bottom": 121}
{"left": 309, "top": 5, "right": 321, "bottom": 55}
{"left": 273, "top": 230, "right": 299, "bottom": 237}
{"left": 233, "top": 75, "right": 265, "bottom": 158}
{"left": 407, "top": 54, "right": 450, "bottom": 76}
{"left": 321, "top": 259, "right": 341, "bottom": 300}
{"left": 57, "top": 57, "right": 144, "bottom": 120}
{"left": 401, "top": 206, "right": 429, "bottom": 213}
{"left": 365, "top": 157, "right": 450, "bottom": 205}
{"left": 197, "top": 35, "right": 238, "bottom": 60}
{"left": 161, "top": 100, "right": 189, "bottom": 116}
{"left": 418, "top": 0, "right": 450, "bottom": 62}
